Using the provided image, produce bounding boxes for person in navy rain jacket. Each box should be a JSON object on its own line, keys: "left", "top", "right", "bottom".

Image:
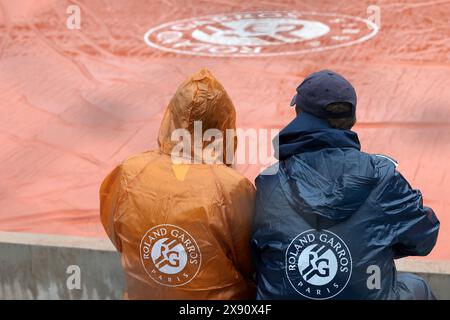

{"left": 251, "top": 70, "right": 440, "bottom": 300}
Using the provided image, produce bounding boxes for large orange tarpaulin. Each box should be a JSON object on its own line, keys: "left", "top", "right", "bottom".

{"left": 0, "top": 0, "right": 449, "bottom": 260}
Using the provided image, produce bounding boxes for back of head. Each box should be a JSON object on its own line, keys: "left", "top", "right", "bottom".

{"left": 291, "top": 70, "right": 357, "bottom": 130}
{"left": 323, "top": 102, "right": 356, "bottom": 129}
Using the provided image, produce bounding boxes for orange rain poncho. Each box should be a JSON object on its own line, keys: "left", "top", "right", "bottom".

{"left": 99, "top": 68, "right": 256, "bottom": 299}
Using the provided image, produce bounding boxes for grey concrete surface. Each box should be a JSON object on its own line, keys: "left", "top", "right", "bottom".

{"left": 0, "top": 232, "right": 124, "bottom": 299}
{"left": 395, "top": 259, "right": 450, "bottom": 300}
{"left": 0, "top": 231, "right": 449, "bottom": 299}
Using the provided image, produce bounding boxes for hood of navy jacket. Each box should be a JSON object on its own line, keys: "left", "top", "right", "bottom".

{"left": 274, "top": 112, "right": 379, "bottom": 224}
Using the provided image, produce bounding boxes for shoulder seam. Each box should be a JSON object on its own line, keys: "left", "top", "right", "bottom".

{"left": 374, "top": 154, "right": 398, "bottom": 167}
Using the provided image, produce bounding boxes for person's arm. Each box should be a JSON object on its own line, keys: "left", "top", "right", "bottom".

{"left": 382, "top": 170, "right": 440, "bottom": 259}
{"left": 99, "top": 165, "right": 127, "bottom": 252}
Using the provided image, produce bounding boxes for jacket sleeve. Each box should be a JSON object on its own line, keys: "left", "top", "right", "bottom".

{"left": 382, "top": 170, "right": 440, "bottom": 259}
{"left": 227, "top": 177, "right": 256, "bottom": 282}
{"left": 99, "top": 165, "right": 127, "bottom": 252}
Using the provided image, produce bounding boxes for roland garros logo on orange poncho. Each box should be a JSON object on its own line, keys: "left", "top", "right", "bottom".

{"left": 140, "top": 224, "right": 201, "bottom": 287}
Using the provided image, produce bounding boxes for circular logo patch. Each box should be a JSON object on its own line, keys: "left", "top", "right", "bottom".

{"left": 144, "top": 11, "right": 378, "bottom": 57}
{"left": 140, "top": 224, "right": 201, "bottom": 287}
{"left": 286, "top": 229, "right": 352, "bottom": 299}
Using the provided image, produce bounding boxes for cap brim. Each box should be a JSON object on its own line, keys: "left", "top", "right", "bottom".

{"left": 290, "top": 93, "right": 297, "bottom": 107}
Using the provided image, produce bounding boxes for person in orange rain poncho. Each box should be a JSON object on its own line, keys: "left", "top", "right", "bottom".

{"left": 99, "top": 68, "right": 256, "bottom": 299}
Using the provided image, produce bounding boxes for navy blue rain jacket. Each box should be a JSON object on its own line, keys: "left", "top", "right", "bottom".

{"left": 251, "top": 112, "right": 439, "bottom": 300}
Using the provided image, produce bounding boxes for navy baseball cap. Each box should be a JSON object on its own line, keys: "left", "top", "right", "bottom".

{"left": 290, "top": 70, "right": 357, "bottom": 119}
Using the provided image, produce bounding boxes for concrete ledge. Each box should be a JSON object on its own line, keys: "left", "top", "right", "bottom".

{"left": 0, "top": 232, "right": 124, "bottom": 299}
{"left": 395, "top": 259, "right": 450, "bottom": 274}
{"left": 0, "top": 231, "right": 116, "bottom": 251}
{"left": 0, "top": 231, "right": 449, "bottom": 299}
{"left": 395, "top": 259, "right": 450, "bottom": 299}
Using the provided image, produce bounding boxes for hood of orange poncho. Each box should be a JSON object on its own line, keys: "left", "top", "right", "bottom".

{"left": 158, "top": 68, "right": 237, "bottom": 165}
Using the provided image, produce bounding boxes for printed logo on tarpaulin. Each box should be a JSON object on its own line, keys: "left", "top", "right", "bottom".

{"left": 144, "top": 11, "right": 379, "bottom": 57}
{"left": 286, "top": 229, "right": 352, "bottom": 299}
{"left": 140, "top": 224, "right": 201, "bottom": 287}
